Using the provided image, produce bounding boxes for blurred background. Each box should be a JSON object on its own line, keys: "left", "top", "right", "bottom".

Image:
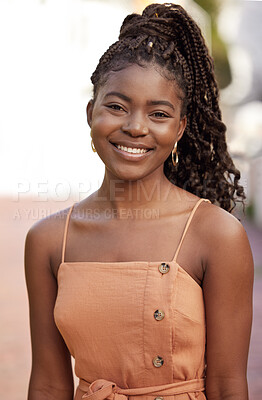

{"left": 0, "top": 0, "right": 261, "bottom": 399}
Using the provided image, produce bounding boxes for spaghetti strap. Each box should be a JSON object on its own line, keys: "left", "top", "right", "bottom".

{"left": 61, "top": 203, "right": 76, "bottom": 264}
{"left": 172, "top": 198, "right": 211, "bottom": 262}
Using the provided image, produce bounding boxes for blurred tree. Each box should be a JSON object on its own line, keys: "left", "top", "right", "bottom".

{"left": 193, "top": 0, "right": 231, "bottom": 89}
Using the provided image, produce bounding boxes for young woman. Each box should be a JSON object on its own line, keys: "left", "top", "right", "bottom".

{"left": 25, "top": 3, "right": 254, "bottom": 400}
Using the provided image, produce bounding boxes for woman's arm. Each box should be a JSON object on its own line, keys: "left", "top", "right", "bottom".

{"left": 202, "top": 206, "right": 254, "bottom": 400}
{"left": 25, "top": 218, "right": 74, "bottom": 400}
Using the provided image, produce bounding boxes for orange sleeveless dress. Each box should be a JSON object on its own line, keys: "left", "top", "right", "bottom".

{"left": 54, "top": 198, "right": 210, "bottom": 400}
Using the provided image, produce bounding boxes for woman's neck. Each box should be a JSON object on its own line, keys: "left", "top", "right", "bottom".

{"left": 95, "top": 168, "right": 174, "bottom": 211}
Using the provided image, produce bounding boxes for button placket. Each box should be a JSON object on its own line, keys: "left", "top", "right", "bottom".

{"left": 143, "top": 262, "right": 175, "bottom": 379}
{"left": 150, "top": 264, "right": 169, "bottom": 371}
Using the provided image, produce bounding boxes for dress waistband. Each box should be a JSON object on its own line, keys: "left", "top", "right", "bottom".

{"left": 79, "top": 378, "right": 205, "bottom": 400}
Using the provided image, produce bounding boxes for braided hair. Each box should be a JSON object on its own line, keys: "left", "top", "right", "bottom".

{"left": 91, "top": 3, "right": 245, "bottom": 212}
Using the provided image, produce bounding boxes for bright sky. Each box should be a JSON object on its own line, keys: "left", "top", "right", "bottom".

{"left": 0, "top": 0, "right": 131, "bottom": 200}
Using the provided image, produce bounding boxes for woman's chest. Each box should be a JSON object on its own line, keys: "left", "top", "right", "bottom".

{"left": 54, "top": 261, "right": 206, "bottom": 386}
{"left": 62, "top": 216, "right": 204, "bottom": 284}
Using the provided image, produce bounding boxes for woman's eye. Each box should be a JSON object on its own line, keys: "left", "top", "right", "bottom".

{"left": 152, "top": 112, "right": 170, "bottom": 118}
{"left": 107, "top": 104, "right": 125, "bottom": 111}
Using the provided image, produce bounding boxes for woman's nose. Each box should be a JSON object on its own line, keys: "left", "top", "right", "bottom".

{"left": 122, "top": 119, "right": 149, "bottom": 136}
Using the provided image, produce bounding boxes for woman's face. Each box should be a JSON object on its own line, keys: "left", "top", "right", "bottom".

{"left": 87, "top": 64, "right": 186, "bottom": 181}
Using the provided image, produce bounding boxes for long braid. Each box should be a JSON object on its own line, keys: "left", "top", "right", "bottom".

{"left": 90, "top": 3, "right": 245, "bottom": 212}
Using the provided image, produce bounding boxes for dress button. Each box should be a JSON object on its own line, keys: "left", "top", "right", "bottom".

{"left": 154, "top": 309, "right": 165, "bottom": 321}
{"left": 158, "top": 263, "right": 170, "bottom": 274}
{"left": 152, "top": 356, "right": 164, "bottom": 368}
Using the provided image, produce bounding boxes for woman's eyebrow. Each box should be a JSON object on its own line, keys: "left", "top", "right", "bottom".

{"left": 147, "top": 100, "right": 175, "bottom": 110}
{"left": 104, "top": 91, "right": 131, "bottom": 102}
{"left": 104, "top": 92, "right": 175, "bottom": 111}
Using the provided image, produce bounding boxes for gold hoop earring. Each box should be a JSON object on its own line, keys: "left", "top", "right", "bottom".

{"left": 91, "top": 138, "right": 97, "bottom": 153}
{"left": 172, "top": 142, "right": 178, "bottom": 167}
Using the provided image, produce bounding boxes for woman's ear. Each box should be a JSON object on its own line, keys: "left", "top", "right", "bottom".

{"left": 86, "top": 100, "right": 94, "bottom": 128}
{"left": 178, "top": 115, "right": 187, "bottom": 142}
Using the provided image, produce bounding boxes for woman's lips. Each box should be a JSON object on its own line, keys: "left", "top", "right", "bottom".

{"left": 114, "top": 143, "right": 149, "bottom": 153}
{"left": 110, "top": 142, "right": 154, "bottom": 160}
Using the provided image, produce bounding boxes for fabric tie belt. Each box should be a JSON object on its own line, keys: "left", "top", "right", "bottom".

{"left": 79, "top": 378, "right": 205, "bottom": 400}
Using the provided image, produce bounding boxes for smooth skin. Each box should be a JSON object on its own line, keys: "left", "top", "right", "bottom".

{"left": 25, "top": 64, "right": 253, "bottom": 400}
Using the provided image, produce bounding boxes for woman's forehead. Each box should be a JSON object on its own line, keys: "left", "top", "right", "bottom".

{"left": 96, "top": 64, "right": 183, "bottom": 103}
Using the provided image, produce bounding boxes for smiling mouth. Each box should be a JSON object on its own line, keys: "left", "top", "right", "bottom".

{"left": 112, "top": 143, "right": 152, "bottom": 154}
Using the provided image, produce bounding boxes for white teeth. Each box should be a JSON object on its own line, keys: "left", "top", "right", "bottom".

{"left": 116, "top": 144, "right": 148, "bottom": 154}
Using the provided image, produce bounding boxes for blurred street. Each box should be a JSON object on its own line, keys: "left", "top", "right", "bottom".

{"left": 0, "top": 197, "right": 261, "bottom": 400}
{"left": 243, "top": 219, "right": 262, "bottom": 398}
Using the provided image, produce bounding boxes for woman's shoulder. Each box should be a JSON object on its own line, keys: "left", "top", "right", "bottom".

{"left": 26, "top": 204, "right": 72, "bottom": 240}
{"left": 25, "top": 203, "right": 75, "bottom": 272}
{"left": 171, "top": 187, "right": 244, "bottom": 230}
{"left": 175, "top": 188, "right": 251, "bottom": 262}
{"left": 196, "top": 199, "right": 247, "bottom": 242}
{"left": 193, "top": 200, "right": 253, "bottom": 278}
